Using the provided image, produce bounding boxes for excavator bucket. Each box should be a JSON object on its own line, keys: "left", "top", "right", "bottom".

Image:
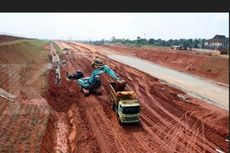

{"left": 67, "top": 70, "right": 84, "bottom": 80}
{"left": 114, "top": 79, "right": 126, "bottom": 91}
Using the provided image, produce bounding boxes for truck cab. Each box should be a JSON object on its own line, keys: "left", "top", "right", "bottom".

{"left": 109, "top": 82, "right": 140, "bottom": 124}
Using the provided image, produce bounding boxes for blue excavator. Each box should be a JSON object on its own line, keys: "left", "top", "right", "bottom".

{"left": 66, "top": 60, "right": 141, "bottom": 124}
{"left": 67, "top": 64, "right": 126, "bottom": 96}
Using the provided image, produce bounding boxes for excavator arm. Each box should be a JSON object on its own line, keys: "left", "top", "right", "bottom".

{"left": 68, "top": 64, "right": 125, "bottom": 96}
{"left": 88, "top": 65, "right": 121, "bottom": 83}
{"left": 78, "top": 65, "right": 122, "bottom": 89}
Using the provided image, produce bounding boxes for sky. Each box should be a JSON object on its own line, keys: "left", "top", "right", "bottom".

{"left": 0, "top": 13, "right": 229, "bottom": 41}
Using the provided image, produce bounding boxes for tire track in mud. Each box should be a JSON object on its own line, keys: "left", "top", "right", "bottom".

{"left": 48, "top": 41, "right": 229, "bottom": 153}
{"left": 66, "top": 42, "right": 158, "bottom": 152}
{"left": 72, "top": 42, "right": 228, "bottom": 152}
{"left": 136, "top": 81, "right": 220, "bottom": 153}
{"left": 131, "top": 76, "right": 203, "bottom": 151}
{"left": 63, "top": 54, "right": 125, "bottom": 153}
{"left": 67, "top": 43, "right": 168, "bottom": 152}
{"left": 94, "top": 94, "right": 150, "bottom": 153}
{"left": 57, "top": 45, "right": 155, "bottom": 153}
{"left": 86, "top": 106, "right": 122, "bottom": 153}
{"left": 99, "top": 44, "right": 227, "bottom": 151}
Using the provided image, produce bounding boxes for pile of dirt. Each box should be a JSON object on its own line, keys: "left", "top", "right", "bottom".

{"left": 99, "top": 44, "right": 229, "bottom": 84}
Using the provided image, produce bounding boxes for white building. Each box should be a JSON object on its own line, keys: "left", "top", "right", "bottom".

{"left": 204, "top": 35, "right": 229, "bottom": 54}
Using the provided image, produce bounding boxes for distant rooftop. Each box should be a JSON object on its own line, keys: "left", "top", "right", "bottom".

{"left": 207, "top": 35, "right": 229, "bottom": 43}
{"left": 214, "top": 35, "right": 226, "bottom": 39}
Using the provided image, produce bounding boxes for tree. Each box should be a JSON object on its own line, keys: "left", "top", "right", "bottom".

{"left": 101, "top": 39, "right": 104, "bottom": 44}
{"left": 111, "top": 36, "right": 116, "bottom": 42}
{"left": 193, "top": 39, "right": 199, "bottom": 48}
{"left": 148, "top": 38, "right": 155, "bottom": 44}
{"left": 136, "top": 36, "right": 141, "bottom": 44}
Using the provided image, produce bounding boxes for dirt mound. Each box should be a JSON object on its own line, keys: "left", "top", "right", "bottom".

{"left": 99, "top": 44, "right": 229, "bottom": 84}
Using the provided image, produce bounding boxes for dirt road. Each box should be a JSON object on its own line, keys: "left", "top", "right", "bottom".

{"left": 107, "top": 54, "right": 229, "bottom": 110}
{"left": 47, "top": 41, "right": 228, "bottom": 153}
{"left": 97, "top": 44, "right": 229, "bottom": 85}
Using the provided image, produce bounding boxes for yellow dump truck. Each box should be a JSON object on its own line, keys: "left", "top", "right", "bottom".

{"left": 109, "top": 82, "right": 140, "bottom": 124}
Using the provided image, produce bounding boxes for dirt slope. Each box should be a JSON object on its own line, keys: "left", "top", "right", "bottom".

{"left": 1, "top": 40, "right": 228, "bottom": 152}
{"left": 0, "top": 40, "right": 49, "bottom": 94}
{"left": 0, "top": 40, "right": 52, "bottom": 152}
{"left": 97, "top": 44, "right": 229, "bottom": 85}
{"left": 0, "top": 35, "right": 24, "bottom": 44}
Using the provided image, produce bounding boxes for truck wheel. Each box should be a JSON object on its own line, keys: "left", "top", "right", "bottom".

{"left": 117, "top": 116, "right": 122, "bottom": 124}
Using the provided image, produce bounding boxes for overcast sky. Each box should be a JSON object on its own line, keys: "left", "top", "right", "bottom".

{"left": 0, "top": 13, "right": 228, "bottom": 41}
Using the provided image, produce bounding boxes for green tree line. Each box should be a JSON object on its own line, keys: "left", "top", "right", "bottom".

{"left": 111, "top": 36, "right": 206, "bottom": 49}
{"left": 90, "top": 36, "right": 207, "bottom": 49}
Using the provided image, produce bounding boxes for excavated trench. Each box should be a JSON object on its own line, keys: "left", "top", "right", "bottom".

{"left": 40, "top": 113, "right": 55, "bottom": 153}
{"left": 40, "top": 108, "right": 78, "bottom": 153}
{"left": 40, "top": 66, "right": 77, "bottom": 153}
{"left": 39, "top": 42, "right": 229, "bottom": 153}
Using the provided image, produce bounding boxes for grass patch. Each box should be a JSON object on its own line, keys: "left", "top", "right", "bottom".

{"left": 0, "top": 39, "right": 48, "bottom": 64}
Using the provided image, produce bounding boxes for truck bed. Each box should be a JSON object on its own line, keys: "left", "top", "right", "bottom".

{"left": 109, "top": 82, "right": 136, "bottom": 103}
{"left": 110, "top": 82, "right": 131, "bottom": 92}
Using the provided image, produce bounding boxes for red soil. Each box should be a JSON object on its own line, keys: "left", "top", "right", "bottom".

{"left": 97, "top": 44, "right": 229, "bottom": 85}
{"left": 44, "top": 42, "right": 228, "bottom": 153}
{"left": 0, "top": 40, "right": 228, "bottom": 153}
{"left": 0, "top": 40, "right": 52, "bottom": 152}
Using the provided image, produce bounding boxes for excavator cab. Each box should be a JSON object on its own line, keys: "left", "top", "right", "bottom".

{"left": 92, "top": 56, "right": 104, "bottom": 68}
{"left": 89, "top": 75, "right": 101, "bottom": 90}
{"left": 68, "top": 64, "right": 125, "bottom": 97}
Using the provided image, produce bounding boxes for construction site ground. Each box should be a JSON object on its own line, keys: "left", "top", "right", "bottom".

{"left": 0, "top": 39, "right": 229, "bottom": 153}
{"left": 97, "top": 44, "right": 229, "bottom": 85}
